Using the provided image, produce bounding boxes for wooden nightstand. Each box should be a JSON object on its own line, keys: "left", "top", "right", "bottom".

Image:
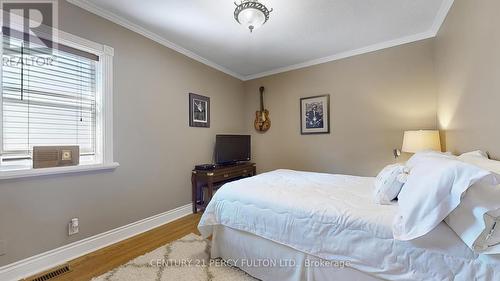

{"left": 191, "top": 162, "right": 256, "bottom": 213}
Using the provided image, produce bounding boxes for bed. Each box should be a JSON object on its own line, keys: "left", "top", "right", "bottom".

{"left": 198, "top": 169, "right": 500, "bottom": 281}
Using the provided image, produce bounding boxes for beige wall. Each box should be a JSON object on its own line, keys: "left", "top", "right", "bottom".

{"left": 435, "top": 0, "right": 500, "bottom": 158}
{"left": 244, "top": 40, "right": 438, "bottom": 176}
{"left": 0, "top": 1, "right": 245, "bottom": 266}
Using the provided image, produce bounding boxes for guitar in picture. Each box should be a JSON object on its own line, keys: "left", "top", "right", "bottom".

{"left": 254, "top": 86, "right": 271, "bottom": 132}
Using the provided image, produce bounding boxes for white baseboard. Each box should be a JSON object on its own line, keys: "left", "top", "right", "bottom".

{"left": 0, "top": 203, "right": 193, "bottom": 281}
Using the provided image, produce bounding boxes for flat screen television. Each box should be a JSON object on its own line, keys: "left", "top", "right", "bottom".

{"left": 215, "top": 135, "right": 251, "bottom": 165}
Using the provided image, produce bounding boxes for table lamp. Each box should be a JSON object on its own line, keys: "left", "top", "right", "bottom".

{"left": 394, "top": 130, "right": 441, "bottom": 158}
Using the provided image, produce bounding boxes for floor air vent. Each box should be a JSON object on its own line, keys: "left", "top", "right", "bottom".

{"left": 24, "top": 264, "right": 71, "bottom": 281}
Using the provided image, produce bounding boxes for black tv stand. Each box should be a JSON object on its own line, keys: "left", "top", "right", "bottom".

{"left": 191, "top": 162, "right": 256, "bottom": 213}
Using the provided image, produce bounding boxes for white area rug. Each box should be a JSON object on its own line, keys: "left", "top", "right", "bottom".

{"left": 92, "top": 233, "right": 258, "bottom": 281}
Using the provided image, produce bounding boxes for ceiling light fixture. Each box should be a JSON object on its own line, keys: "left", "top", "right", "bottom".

{"left": 234, "top": 0, "right": 273, "bottom": 33}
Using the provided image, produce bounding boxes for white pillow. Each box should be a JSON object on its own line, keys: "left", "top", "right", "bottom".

{"left": 393, "top": 152, "right": 500, "bottom": 241}
{"left": 373, "top": 163, "right": 409, "bottom": 205}
{"left": 459, "top": 154, "right": 500, "bottom": 174}
{"left": 445, "top": 182, "right": 500, "bottom": 254}
{"left": 446, "top": 155, "right": 500, "bottom": 254}
{"left": 459, "top": 150, "right": 489, "bottom": 159}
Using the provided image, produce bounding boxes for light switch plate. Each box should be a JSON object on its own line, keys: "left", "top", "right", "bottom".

{"left": 0, "top": 240, "right": 6, "bottom": 256}
{"left": 68, "top": 218, "right": 79, "bottom": 236}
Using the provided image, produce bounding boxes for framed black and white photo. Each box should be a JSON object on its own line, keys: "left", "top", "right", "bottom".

{"left": 300, "top": 94, "right": 330, "bottom": 135}
{"left": 189, "top": 93, "right": 210, "bottom": 128}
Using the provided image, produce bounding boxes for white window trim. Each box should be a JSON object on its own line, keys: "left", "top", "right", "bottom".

{"left": 0, "top": 162, "right": 119, "bottom": 180}
{"left": 0, "top": 28, "right": 119, "bottom": 180}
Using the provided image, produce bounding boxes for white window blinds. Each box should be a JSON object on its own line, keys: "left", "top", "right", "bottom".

{"left": 2, "top": 33, "right": 98, "bottom": 157}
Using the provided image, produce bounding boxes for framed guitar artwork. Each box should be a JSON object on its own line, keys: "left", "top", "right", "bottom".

{"left": 254, "top": 86, "right": 271, "bottom": 132}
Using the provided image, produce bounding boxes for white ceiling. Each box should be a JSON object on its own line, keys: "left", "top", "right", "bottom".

{"left": 68, "top": 0, "right": 454, "bottom": 80}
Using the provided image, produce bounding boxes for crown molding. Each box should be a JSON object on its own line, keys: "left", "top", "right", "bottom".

{"left": 429, "top": 0, "right": 455, "bottom": 35}
{"left": 67, "top": 0, "right": 454, "bottom": 82}
{"left": 243, "top": 0, "right": 455, "bottom": 81}
{"left": 66, "top": 0, "right": 245, "bottom": 80}
{"left": 242, "top": 30, "right": 436, "bottom": 80}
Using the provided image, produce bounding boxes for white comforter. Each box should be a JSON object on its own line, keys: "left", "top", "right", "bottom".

{"left": 198, "top": 169, "right": 500, "bottom": 281}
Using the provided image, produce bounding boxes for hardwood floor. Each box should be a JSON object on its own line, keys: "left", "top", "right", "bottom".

{"left": 27, "top": 213, "right": 202, "bottom": 281}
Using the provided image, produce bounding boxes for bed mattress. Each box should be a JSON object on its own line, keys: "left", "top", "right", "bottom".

{"left": 198, "top": 169, "right": 500, "bottom": 281}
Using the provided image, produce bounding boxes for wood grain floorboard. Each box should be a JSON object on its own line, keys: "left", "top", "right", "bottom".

{"left": 27, "top": 213, "right": 202, "bottom": 281}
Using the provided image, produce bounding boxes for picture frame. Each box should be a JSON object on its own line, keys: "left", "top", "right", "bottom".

{"left": 189, "top": 93, "right": 210, "bottom": 128}
{"left": 300, "top": 94, "right": 330, "bottom": 135}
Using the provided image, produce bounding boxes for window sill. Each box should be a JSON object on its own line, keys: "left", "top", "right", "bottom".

{"left": 0, "top": 162, "right": 119, "bottom": 181}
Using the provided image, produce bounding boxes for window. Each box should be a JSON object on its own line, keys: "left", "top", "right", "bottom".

{"left": 0, "top": 28, "right": 116, "bottom": 176}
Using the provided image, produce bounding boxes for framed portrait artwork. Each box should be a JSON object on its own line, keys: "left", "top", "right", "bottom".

{"left": 189, "top": 93, "right": 210, "bottom": 128}
{"left": 300, "top": 94, "right": 330, "bottom": 135}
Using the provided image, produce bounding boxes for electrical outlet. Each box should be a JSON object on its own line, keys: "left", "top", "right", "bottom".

{"left": 68, "top": 218, "right": 79, "bottom": 236}
{"left": 0, "top": 240, "right": 6, "bottom": 256}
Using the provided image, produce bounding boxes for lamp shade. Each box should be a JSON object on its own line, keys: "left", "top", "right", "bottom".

{"left": 402, "top": 130, "right": 441, "bottom": 153}
{"left": 237, "top": 7, "right": 266, "bottom": 31}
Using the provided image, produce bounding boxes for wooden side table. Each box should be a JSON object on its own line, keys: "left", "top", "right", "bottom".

{"left": 191, "top": 162, "right": 256, "bottom": 213}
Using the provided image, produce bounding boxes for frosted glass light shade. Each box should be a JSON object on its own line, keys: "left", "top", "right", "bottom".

{"left": 238, "top": 8, "right": 266, "bottom": 31}
{"left": 402, "top": 130, "right": 441, "bottom": 153}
